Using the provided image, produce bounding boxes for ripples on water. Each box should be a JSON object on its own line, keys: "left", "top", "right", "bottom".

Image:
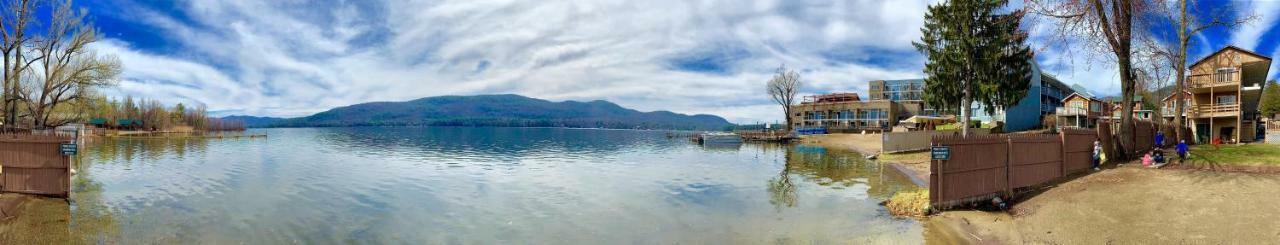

{"left": 20, "top": 127, "right": 927, "bottom": 243}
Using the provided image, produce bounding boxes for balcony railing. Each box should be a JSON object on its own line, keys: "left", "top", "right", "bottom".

{"left": 802, "top": 119, "right": 889, "bottom": 129}
{"left": 1055, "top": 107, "right": 1094, "bottom": 116}
{"left": 1188, "top": 71, "right": 1239, "bottom": 88}
{"left": 1190, "top": 104, "right": 1239, "bottom": 116}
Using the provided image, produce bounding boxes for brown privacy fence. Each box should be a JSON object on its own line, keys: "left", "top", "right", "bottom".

{"left": 0, "top": 132, "right": 74, "bottom": 197}
{"left": 881, "top": 128, "right": 991, "bottom": 153}
{"left": 929, "top": 128, "right": 1098, "bottom": 209}
{"left": 1097, "top": 119, "right": 1193, "bottom": 158}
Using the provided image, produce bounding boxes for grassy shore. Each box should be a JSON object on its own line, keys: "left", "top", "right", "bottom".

{"left": 1188, "top": 144, "right": 1280, "bottom": 166}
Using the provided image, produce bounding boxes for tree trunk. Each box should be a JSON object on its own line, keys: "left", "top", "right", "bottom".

{"left": 1173, "top": 0, "right": 1188, "bottom": 143}
{"left": 1119, "top": 56, "right": 1135, "bottom": 159}
{"left": 783, "top": 106, "right": 792, "bottom": 132}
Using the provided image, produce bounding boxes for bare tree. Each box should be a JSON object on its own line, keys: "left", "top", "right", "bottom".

{"left": 0, "top": 0, "right": 38, "bottom": 128}
{"left": 1146, "top": 0, "right": 1254, "bottom": 141}
{"left": 767, "top": 65, "right": 800, "bottom": 131}
{"left": 21, "top": 0, "right": 120, "bottom": 128}
{"left": 1025, "top": 0, "right": 1151, "bottom": 159}
{"left": 1135, "top": 38, "right": 1172, "bottom": 118}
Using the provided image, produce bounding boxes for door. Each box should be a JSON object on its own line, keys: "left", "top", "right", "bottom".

{"left": 1196, "top": 123, "right": 1209, "bottom": 143}
{"left": 1221, "top": 127, "right": 1235, "bottom": 143}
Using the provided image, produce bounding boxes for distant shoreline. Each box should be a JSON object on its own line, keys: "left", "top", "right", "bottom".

{"left": 245, "top": 124, "right": 710, "bottom": 132}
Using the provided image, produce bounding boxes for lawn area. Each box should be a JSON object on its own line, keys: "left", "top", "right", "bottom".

{"left": 1189, "top": 144, "right": 1280, "bottom": 166}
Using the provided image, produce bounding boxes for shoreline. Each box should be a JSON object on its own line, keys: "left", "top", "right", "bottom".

{"left": 926, "top": 163, "right": 1280, "bottom": 243}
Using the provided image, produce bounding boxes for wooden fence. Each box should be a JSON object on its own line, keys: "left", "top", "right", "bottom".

{"left": 881, "top": 128, "right": 991, "bottom": 153}
{"left": 0, "top": 132, "right": 73, "bottom": 197}
{"left": 929, "top": 129, "right": 1098, "bottom": 209}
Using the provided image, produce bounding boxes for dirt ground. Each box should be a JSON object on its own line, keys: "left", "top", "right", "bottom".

{"left": 928, "top": 165, "right": 1280, "bottom": 244}
{"left": 797, "top": 133, "right": 883, "bottom": 155}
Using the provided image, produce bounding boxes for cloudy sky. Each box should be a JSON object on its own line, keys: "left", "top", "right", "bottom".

{"left": 80, "top": 0, "right": 1280, "bottom": 123}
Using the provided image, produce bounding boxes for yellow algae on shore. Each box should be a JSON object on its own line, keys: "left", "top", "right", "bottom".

{"left": 885, "top": 188, "right": 930, "bottom": 217}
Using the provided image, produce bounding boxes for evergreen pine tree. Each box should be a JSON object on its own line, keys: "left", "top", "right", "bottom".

{"left": 914, "top": 0, "right": 1033, "bottom": 136}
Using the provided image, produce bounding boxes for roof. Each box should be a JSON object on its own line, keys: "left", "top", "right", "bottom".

{"left": 1161, "top": 90, "right": 1193, "bottom": 102}
{"left": 1062, "top": 92, "right": 1096, "bottom": 102}
{"left": 1188, "top": 46, "right": 1273, "bottom": 69}
{"left": 1069, "top": 84, "right": 1094, "bottom": 98}
{"left": 880, "top": 79, "right": 924, "bottom": 84}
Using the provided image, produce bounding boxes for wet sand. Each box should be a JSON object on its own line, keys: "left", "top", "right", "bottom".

{"left": 931, "top": 165, "right": 1280, "bottom": 243}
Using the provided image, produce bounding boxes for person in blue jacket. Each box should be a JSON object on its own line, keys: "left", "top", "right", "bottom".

{"left": 1155, "top": 131, "right": 1165, "bottom": 148}
{"left": 1176, "top": 139, "right": 1189, "bottom": 163}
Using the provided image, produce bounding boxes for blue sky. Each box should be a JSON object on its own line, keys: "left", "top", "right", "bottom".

{"left": 79, "top": 0, "right": 1280, "bottom": 123}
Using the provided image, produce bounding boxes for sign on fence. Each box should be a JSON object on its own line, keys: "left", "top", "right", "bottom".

{"left": 60, "top": 143, "right": 77, "bottom": 156}
{"left": 931, "top": 146, "right": 950, "bottom": 160}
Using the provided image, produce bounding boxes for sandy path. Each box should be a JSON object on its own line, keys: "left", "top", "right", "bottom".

{"left": 796, "top": 134, "right": 882, "bottom": 155}
{"left": 930, "top": 166, "right": 1280, "bottom": 244}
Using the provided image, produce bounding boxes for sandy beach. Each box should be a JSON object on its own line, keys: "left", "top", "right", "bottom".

{"left": 929, "top": 165, "right": 1280, "bottom": 243}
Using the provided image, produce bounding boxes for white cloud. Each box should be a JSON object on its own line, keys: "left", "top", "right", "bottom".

{"left": 1230, "top": 0, "right": 1280, "bottom": 51}
{"left": 91, "top": 0, "right": 941, "bottom": 123}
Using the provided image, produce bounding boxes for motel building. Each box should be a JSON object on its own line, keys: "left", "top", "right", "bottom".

{"left": 791, "top": 61, "right": 1084, "bottom": 133}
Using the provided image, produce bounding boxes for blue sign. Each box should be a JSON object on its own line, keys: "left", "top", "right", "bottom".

{"left": 930, "top": 146, "right": 950, "bottom": 160}
{"left": 60, "top": 143, "right": 77, "bottom": 156}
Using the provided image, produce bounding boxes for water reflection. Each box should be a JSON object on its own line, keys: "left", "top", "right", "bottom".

{"left": 2, "top": 128, "right": 929, "bottom": 243}
{"left": 768, "top": 145, "right": 919, "bottom": 211}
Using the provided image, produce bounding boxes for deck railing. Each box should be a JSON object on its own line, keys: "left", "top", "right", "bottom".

{"left": 1190, "top": 103, "right": 1239, "bottom": 115}
{"left": 1055, "top": 107, "right": 1093, "bottom": 116}
{"left": 1188, "top": 71, "right": 1239, "bottom": 88}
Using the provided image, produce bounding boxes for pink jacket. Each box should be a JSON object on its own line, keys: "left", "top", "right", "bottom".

{"left": 1142, "top": 154, "right": 1153, "bottom": 166}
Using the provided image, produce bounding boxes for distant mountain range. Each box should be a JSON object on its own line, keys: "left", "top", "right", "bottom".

{"left": 220, "top": 94, "right": 732, "bottom": 130}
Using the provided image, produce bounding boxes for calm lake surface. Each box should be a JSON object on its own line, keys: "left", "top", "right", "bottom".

{"left": 24, "top": 127, "right": 935, "bottom": 243}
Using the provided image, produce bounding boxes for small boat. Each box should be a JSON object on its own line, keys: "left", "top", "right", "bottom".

{"left": 698, "top": 132, "right": 743, "bottom": 145}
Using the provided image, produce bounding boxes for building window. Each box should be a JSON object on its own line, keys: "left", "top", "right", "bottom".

{"left": 1216, "top": 67, "right": 1236, "bottom": 83}
{"left": 1216, "top": 95, "right": 1236, "bottom": 105}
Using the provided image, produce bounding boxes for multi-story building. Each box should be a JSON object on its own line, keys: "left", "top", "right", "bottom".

{"left": 868, "top": 79, "right": 939, "bottom": 117}
{"left": 790, "top": 93, "right": 899, "bottom": 132}
{"left": 1056, "top": 91, "right": 1109, "bottom": 128}
{"left": 1109, "top": 96, "right": 1152, "bottom": 121}
{"left": 985, "top": 61, "right": 1077, "bottom": 132}
{"left": 1160, "top": 90, "right": 1193, "bottom": 127}
{"left": 1182, "top": 46, "right": 1272, "bottom": 143}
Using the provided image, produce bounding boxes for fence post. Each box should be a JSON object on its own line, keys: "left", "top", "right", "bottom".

{"left": 1005, "top": 137, "right": 1013, "bottom": 198}
{"left": 1060, "top": 130, "right": 1068, "bottom": 175}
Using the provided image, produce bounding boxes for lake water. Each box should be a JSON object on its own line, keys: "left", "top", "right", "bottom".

{"left": 9, "top": 127, "right": 937, "bottom": 243}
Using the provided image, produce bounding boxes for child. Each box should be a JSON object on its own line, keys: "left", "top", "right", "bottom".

{"left": 1176, "top": 140, "right": 1188, "bottom": 163}
{"left": 1092, "top": 140, "right": 1102, "bottom": 171}
{"left": 1153, "top": 148, "right": 1165, "bottom": 164}
{"left": 1155, "top": 131, "right": 1165, "bottom": 148}
{"left": 1142, "top": 151, "right": 1154, "bottom": 166}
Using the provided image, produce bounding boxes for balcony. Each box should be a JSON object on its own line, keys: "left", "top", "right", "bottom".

{"left": 802, "top": 119, "right": 889, "bottom": 129}
{"left": 1190, "top": 104, "right": 1239, "bottom": 118}
{"left": 1055, "top": 107, "right": 1095, "bottom": 117}
{"left": 1188, "top": 71, "right": 1240, "bottom": 89}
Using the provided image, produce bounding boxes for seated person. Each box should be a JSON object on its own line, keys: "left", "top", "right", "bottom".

{"left": 1142, "top": 152, "right": 1154, "bottom": 166}
{"left": 1153, "top": 149, "right": 1165, "bottom": 164}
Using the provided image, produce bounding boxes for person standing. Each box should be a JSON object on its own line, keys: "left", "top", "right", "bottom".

{"left": 1155, "top": 131, "right": 1165, "bottom": 148}
{"left": 1176, "top": 140, "right": 1189, "bottom": 164}
{"left": 1092, "top": 140, "right": 1102, "bottom": 171}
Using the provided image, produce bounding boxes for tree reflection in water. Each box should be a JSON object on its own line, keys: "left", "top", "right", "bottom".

{"left": 767, "top": 144, "right": 917, "bottom": 211}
